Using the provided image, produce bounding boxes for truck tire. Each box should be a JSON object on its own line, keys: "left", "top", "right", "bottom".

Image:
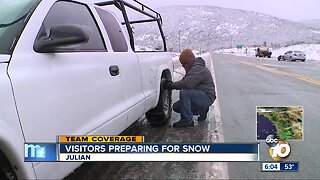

{"left": 0, "top": 152, "right": 17, "bottom": 180}
{"left": 146, "top": 78, "right": 172, "bottom": 126}
{"left": 0, "top": 167, "right": 16, "bottom": 180}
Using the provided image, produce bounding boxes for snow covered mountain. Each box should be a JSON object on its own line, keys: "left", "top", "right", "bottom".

{"left": 133, "top": 5, "right": 320, "bottom": 52}
{"left": 299, "top": 19, "right": 320, "bottom": 30}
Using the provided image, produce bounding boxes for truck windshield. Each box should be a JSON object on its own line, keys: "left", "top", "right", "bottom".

{"left": 0, "top": 0, "right": 40, "bottom": 54}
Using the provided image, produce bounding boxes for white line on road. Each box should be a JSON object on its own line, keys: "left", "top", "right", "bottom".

{"left": 203, "top": 52, "right": 229, "bottom": 179}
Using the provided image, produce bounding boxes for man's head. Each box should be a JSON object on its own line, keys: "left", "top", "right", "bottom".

{"left": 179, "top": 48, "right": 196, "bottom": 72}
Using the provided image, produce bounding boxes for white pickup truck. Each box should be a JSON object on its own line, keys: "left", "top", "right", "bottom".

{"left": 0, "top": 0, "right": 173, "bottom": 179}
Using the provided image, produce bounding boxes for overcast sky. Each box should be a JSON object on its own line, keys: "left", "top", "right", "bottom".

{"left": 138, "top": 0, "right": 320, "bottom": 21}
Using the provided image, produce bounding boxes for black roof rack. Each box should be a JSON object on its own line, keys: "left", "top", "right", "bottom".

{"left": 95, "top": 0, "right": 167, "bottom": 52}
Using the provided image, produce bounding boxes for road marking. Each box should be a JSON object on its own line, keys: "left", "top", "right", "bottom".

{"left": 226, "top": 56, "right": 320, "bottom": 86}
{"left": 295, "top": 76, "right": 320, "bottom": 86}
{"left": 203, "top": 53, "right": 229, "bottom": 179}
{"left": 260, "top": 64, "right": 289, "bottom": 68}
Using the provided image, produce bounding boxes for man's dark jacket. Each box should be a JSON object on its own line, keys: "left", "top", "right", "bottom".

{"left": 172, "top": 57, "right": 216, "bottom": 103}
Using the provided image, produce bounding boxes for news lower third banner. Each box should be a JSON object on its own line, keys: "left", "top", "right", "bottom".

{"left": 24, "top": 136, "right": 260, "bottom": 162}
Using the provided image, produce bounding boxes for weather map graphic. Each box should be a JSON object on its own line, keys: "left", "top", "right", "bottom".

{"left": 256, "top": 106, "right": 303, "bottom": 141}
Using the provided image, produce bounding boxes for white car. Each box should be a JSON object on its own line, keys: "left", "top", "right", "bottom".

{"left": 278, "top": 50, "right": 306, "bottom": 62}
{"left": 0, "top": 0, "right": 173, "bottom": 179}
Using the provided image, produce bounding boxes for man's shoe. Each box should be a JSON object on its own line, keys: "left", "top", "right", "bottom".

{"left": 173, "top": 121, "right": 194, "bottom": 128}
{"left": 198, "top": 108, "right": 209, "bottom": 121}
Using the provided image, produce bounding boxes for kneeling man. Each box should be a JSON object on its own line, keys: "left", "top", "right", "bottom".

{"left": 163, "top": 49, "right": 216, "bottom": 128}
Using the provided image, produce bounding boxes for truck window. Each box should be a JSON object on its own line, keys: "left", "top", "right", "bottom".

{"left": 0, "top": 0, "right": 40, "bottom": 54}
{"left": 95, "top": 8, "right": 128, "bottom": 52}
{"left": 34, "top": 1, "right": 105, "bottom": 52}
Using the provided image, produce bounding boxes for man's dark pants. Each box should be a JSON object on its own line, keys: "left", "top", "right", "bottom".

{"left": 173, "top": 89, "right": 213, "bottom": 123}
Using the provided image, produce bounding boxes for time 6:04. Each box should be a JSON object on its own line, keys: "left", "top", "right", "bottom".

{"left": 265, "top": 163, "right": 278, "bottom": 169}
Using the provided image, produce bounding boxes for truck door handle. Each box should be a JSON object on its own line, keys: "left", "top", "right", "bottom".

{"left": 109, "top": 65, "right": 119, "bottom": 76}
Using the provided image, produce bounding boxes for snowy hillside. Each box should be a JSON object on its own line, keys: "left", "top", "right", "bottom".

{"left": 299, "top": 19, "right": 320, "bottom": 30}
{"left": 132, "top": 5, "right": 320, "bottom": 52}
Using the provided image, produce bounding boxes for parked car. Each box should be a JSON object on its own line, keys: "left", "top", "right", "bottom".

{"left": 278, "top": 50, "right": 306, "bottom": 62}
{"left": 0, "top": 0, "right": 173, "bottom": 179}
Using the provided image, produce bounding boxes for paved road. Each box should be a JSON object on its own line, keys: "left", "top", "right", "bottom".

{"left": 212, "top": 53, "right": 320, "bottom": 179}
{"left": 65, "top": 54, "right": 228, "bottom": 179}
{"left": 65, "top": 53, "right": 319, "bottom": 179}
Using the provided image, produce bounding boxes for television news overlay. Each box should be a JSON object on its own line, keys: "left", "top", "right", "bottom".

{"left": 24, "top": 136, "right": 260, "bottom": 162}
{"left": 257, "top": 106, "right": 303, "bottom": 172}
{"left": 261, "top": 162, "right": 299, "bottom": 172}
{"left": 24, "top": 143, "right": 57, "bottom": 162}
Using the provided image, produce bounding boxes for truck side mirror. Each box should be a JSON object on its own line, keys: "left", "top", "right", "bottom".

{"left": 34, "top": 24, "right": 89, "bottom": 53}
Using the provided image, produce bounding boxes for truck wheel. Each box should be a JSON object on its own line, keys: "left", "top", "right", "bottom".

{"left": 0, "top": 167, "right": 16, "bottom": 180}
{"left": 146, "top": 78, "right": 172, "bottom": 126}
{"left": 0, "top": 153, "right": 17, "bottom": 180}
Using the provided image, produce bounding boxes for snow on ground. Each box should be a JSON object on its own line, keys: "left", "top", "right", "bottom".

{"left": 215, "top": 44, "right": 320, "bottom": 61}
{"left": 272, "top": 44, "right": 320, "bottom": 61}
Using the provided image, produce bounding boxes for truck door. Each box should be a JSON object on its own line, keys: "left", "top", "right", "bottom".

{"left": 8, "top": 1, "right": 128, "bottom": 143}
{"left": 95, "top": 8, "right": 145, "bottom": 126}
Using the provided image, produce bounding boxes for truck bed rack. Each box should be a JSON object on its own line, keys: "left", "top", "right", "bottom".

{"left": 95, "top": 0, "right": 167, "bottom": 52}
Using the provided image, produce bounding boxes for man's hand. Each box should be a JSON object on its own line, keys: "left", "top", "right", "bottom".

{"left": 163, "top": 80, "right": 173, "bottom": 90}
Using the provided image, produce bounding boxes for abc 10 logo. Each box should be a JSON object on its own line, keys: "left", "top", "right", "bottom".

{"left": 266, "top": 134, "right": 291, "bottom": 161}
